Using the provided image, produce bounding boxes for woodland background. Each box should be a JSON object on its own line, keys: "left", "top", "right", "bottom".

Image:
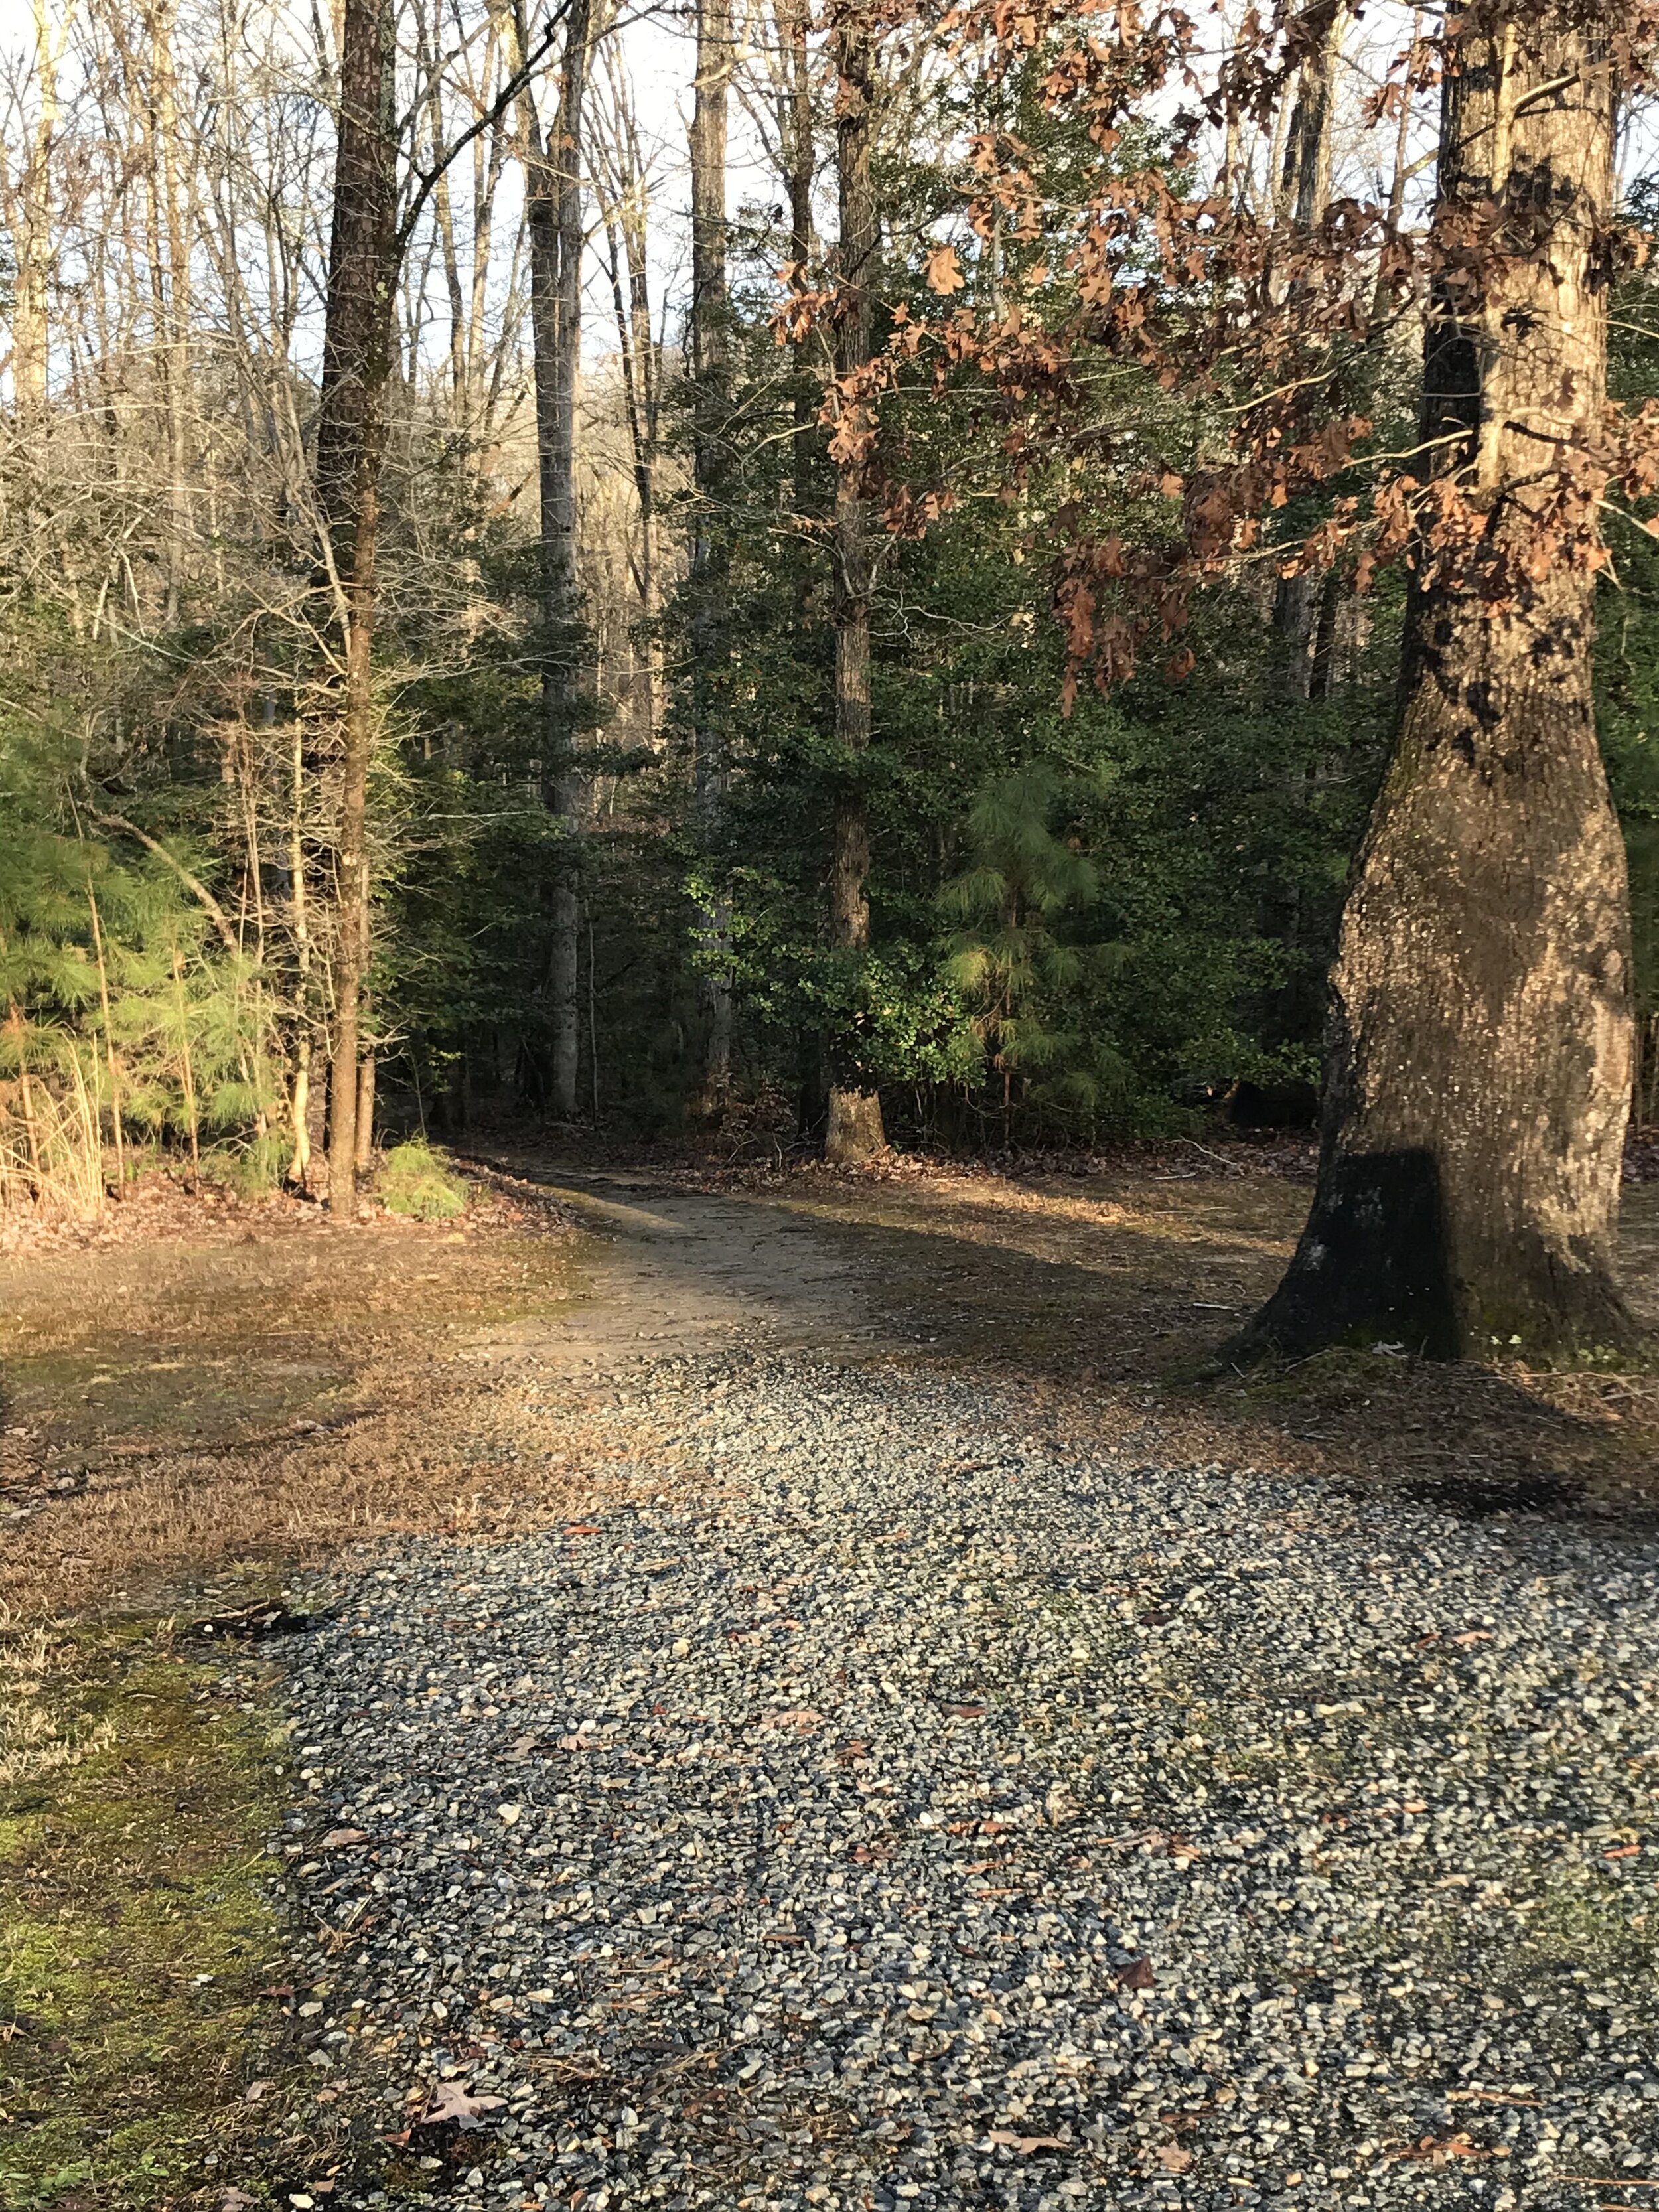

{"left": 3, "top": 0, "right": 1658, "bottom": 1212}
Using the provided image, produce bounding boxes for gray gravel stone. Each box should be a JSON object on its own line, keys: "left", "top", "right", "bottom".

{"left": 275, "top": 1357, "right": 1659, "bottom": 2210}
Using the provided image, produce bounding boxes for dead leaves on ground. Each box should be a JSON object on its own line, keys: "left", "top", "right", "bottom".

{"left": 1386, "top": 2129, "right": 1503, "bottom": 2168}
{"left": 386, "top": 2077, "right": 507, "bottom": 2142}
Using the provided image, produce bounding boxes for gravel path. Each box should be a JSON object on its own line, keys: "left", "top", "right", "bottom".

{"left": 277, "top": 1338, "right": 1659, "bottom": 2212}
{"left": 276, "top": 1167, "right": 1659, "bottom": 2203}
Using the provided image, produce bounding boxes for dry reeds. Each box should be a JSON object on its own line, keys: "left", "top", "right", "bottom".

{"left": 0, "top": 1045, "right": 106, "bottom": 1221}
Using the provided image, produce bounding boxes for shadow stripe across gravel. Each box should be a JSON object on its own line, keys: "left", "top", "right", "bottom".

{"left": 278, "top": 1358, "right": 1659, "bottom": 2211}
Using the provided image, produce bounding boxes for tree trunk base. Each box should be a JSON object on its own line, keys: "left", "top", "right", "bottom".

{"left": 824, "top": 1088, "right": 885, "bottom": 1165}
{"left": 1227, "top": 1145, "right": 1638, "bottom": 1367}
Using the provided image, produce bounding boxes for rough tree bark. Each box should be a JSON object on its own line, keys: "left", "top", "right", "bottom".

{"left": 316, "top": 0, "right": 396, "bottom": 1214}
{"left": 824, "top": 3, "right": 886, "bottom": 1165}
{"left": 518, "top": 0, "right": 593, "bottom": 1122}
{"left": 1236, "top": 2, "right": 1634, "bottom": 1363}
{"left": 689, "top": 0, "right": 735, "bottom": 1116}
{"left": 774, "top": 0, "right": 829, "bottom": 1148}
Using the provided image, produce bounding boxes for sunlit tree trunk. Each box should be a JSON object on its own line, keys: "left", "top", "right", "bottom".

{"left": 689, "top": 0, "right": 734, "bottom": 1115}
{"left": 596, "top": 52, "right": 662, "bottom": 743}
{"left": 824, "top": 1, "right": 885, "bottom": 1164}
{"left": 4, "top": 0, "right": 64, "bottom": 520}
{"left": 143, "top": 0, "right": 192, "bottom": 627}
{"left": 1240, "top": 5, "right": 1632, "bottom": 1362}
{"left": 518, "top": 0, "right": 592, "bottom": 1122}
{"left": 316, "top": 0, "right": 396, "bottom": 1213}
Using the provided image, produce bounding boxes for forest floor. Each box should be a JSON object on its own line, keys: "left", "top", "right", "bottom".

{"left": 2, "top": 1147, "right": 1658, "bottom": 2210}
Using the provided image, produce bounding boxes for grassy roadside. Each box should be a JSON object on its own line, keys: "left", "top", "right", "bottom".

{"left": 0, "top": 1167, "right": 587, "bottom": 1622}
{"left": 0, "top": 1157, "right": 593, "bottom": 2208}
{"left": 0, "top": 1619, "right": 309, "bottom": 2211}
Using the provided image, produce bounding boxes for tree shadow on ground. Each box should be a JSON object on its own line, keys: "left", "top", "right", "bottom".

{"left": 753, "top": 1168, "right": 1659, "bottom": 1524}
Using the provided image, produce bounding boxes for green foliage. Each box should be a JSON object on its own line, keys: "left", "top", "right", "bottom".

{"left": 377, "top": 1140, "right": 467, "bottom": 1220}
{"left": 0, "top": 714, "right": 282, "bottom": 1210}
{"left": 941, "top": 763, "right": 1135, "bottom": 1134}
{"left": 7, "top": 48, "right": 1650, "bottom": 1170}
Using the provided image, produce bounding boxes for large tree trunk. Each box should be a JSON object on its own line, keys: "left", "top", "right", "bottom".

{"left": 317, "top": 0, "right": 396, "bottom": 1215}
{"left": 688, "top": 0, "right": 735, "bottom": 1117}
{"left": 519, "top": 0, "right": 592, "bottom": 1122}
{"left": 824, "top": 4, "right": 885, "bottom": 1166}
{"left": 1237, "top": 4, "right": 1633, "bottom": 1363}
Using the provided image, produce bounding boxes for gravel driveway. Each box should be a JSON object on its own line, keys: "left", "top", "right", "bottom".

{"left": 281, "top": 1354, "right": 1659, "bottom": 2212}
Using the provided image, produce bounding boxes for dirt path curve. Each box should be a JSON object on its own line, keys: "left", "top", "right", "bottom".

{"left": 471, "top": 1167, "right": 899, "bottom": 1372}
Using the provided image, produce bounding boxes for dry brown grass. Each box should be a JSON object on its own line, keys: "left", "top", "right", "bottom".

{"left": 0, "top": 1167, "right": 624, "bottom": 1619}
{"left": 8, "top": 1145, "right": 1659, "bottom": 1626}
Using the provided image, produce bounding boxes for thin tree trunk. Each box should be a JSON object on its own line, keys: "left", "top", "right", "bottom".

{"left": 1276, "top": 0, "right": 1345, "bottom": 230}
{"left": 780, "top": 0, "right": 822, "bottom": 1149}
{"left": 1238, "top": 4, "right": 1632, "bottom": 1363}
{"left": 779, "top": 0, "right": 815, "bottom": 517}
{"left": 689, "top": 0, "right": 734, "bottom": 1115}
{"left": 355, "top": 1045, "right": 376, "bottom": 1173}
{"left": 287, "top": 707, "right": 314, "bottom": 1190}
{"left": 316, "top": 0, "right": 397, "bottom": 1213}
{"left": 824, "top": 3, "right": 885, "bottom": 1165}
{"left": 87, "top": 883, "right": 125, "bottom": 1196}
{"left": 1269, "top": 1, "right": 1346, "bottom": 696}
{"left": 517, "top": 0, "right": 593, "bottom": 1122}
{"left": 11, "top": 0, "right": 58, "bottom": 425}
{"left": 7, "top": 0, "right": 63, "bottom": 540}
{"left": 600, "top": 201, "right": 656, "bottom": 740}
{"left": 146, "top": 0, "right": 192, "bottom": 626}
{"left": 622, "top": 146, "right": 661, "bottom": 734}
{"left": 598, "top": 52, "right": 662, "bottom": 743}
{"left": 1371, "top": 7, "right": 1423, "bottom": 328}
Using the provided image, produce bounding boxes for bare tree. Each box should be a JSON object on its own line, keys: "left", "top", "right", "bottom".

{"left": 594, "top": 46, "right": 664, "bottom": 743}
{"left": 824, "top": 0, "right": 885, "bottom": 1164}
{"left": 514, "top": 0, "right": 594, "bottom": 1122}
{"left": 2, "top": 0, "right": 66, "bottom": 443}
{"left": 314, "top": 0, "right": 397, "bottom": 1213}
{"left": 687, "top": 0, "right": 735, "bottom": 1114}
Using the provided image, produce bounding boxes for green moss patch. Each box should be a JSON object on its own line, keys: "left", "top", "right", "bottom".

{"left": 0, "top": 1623, "right": 303, "bottom": 2209}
